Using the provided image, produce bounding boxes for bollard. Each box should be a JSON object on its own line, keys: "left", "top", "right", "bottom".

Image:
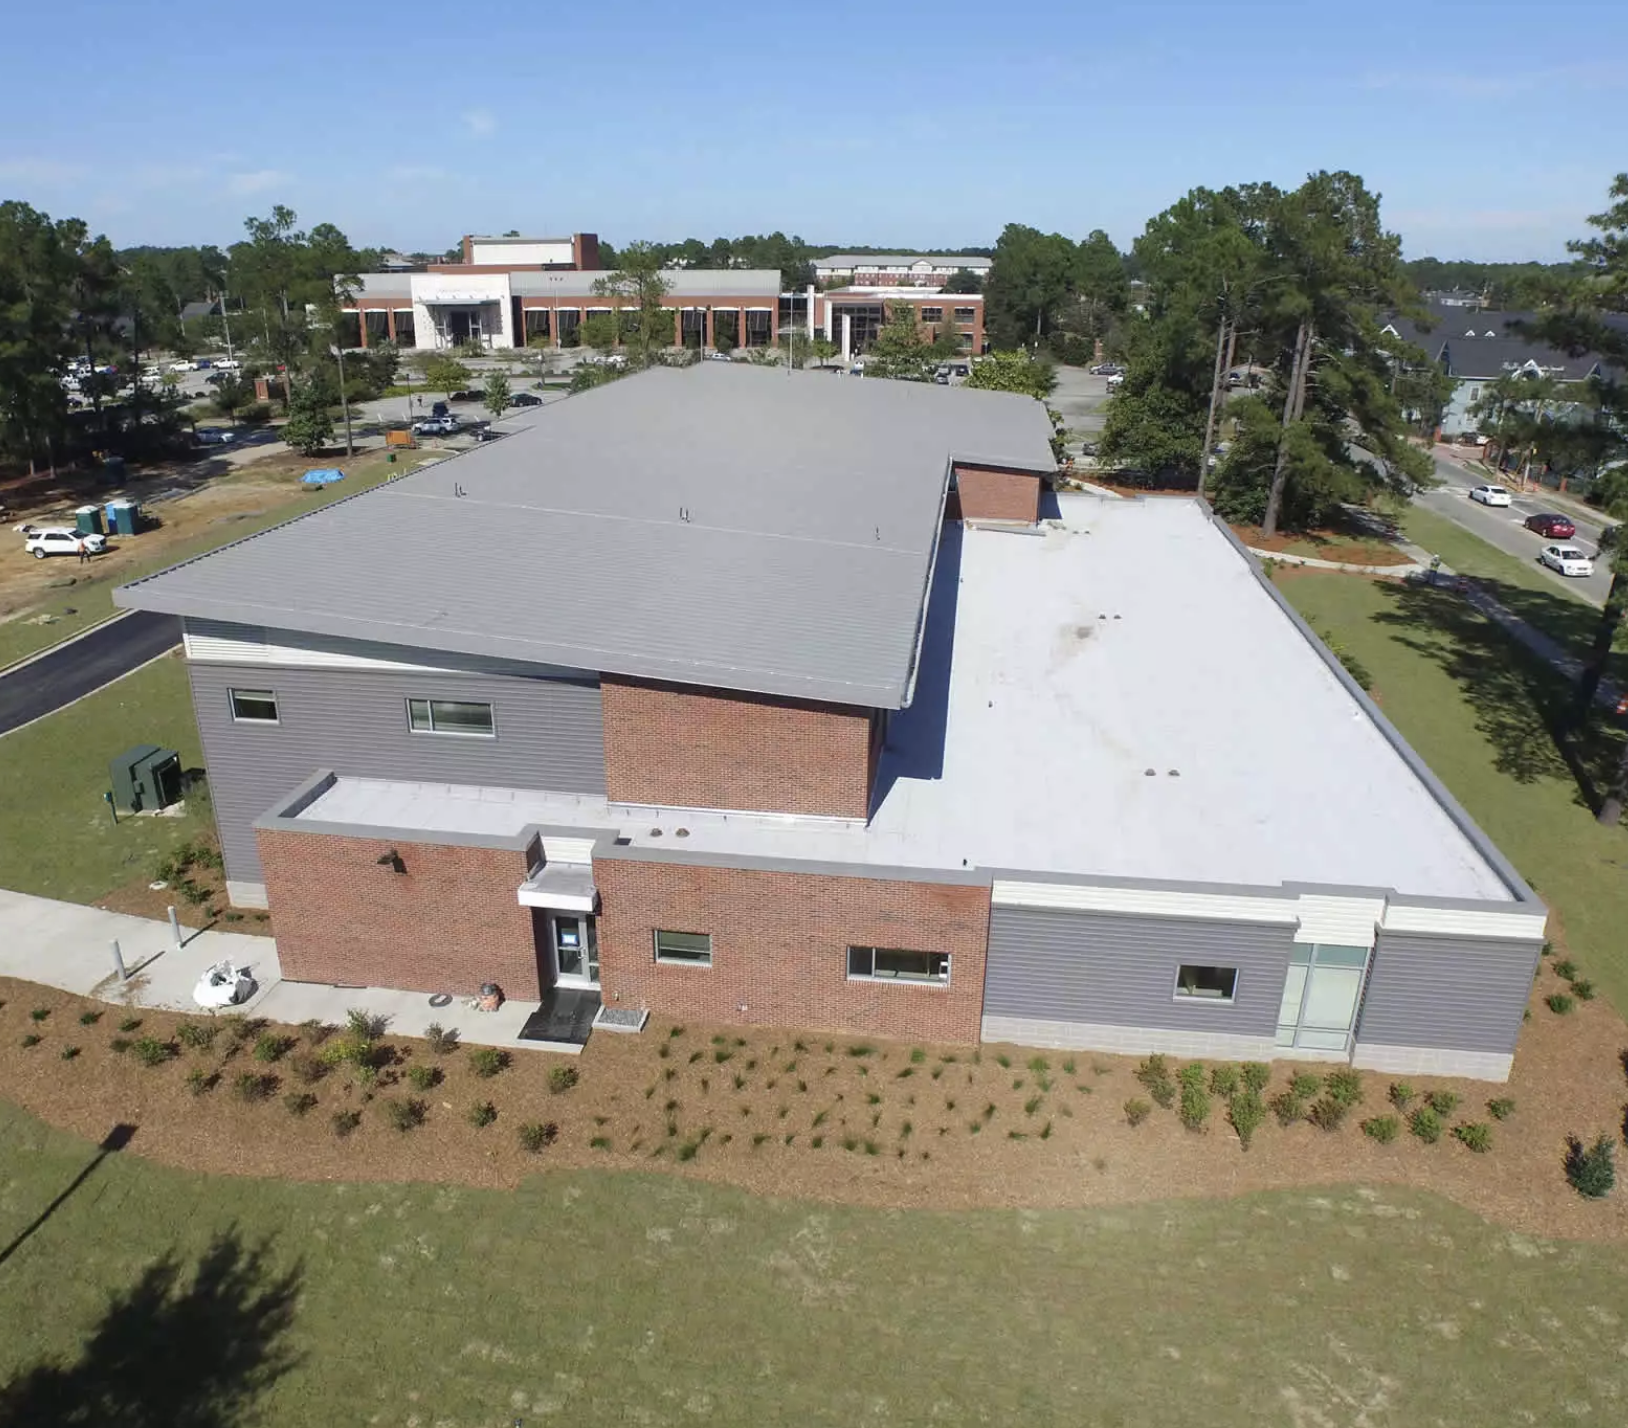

{"left": 168, "top": 904, "right": 182, "bottom": 948}
{"left": 110, "top": 939, "right": 127, "bottom": 981}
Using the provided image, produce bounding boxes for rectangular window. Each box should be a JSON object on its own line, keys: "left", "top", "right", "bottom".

{"left": 1174, "top": 965, "right": 1238, "bottom": 1002}
{"left": 953, "top": 306, "right": 976, "bottom": 322}
{"left": 847, "top": 946, "right": 950, "bottom": 984}
{"left": 920, "top": 306, "right": 944, "bottom": 322}
{"left": 229, "top": 688, "right": 279, "bottom": 724}
{"left": 654, "top": 930, "right": 712, "bottom": 967}
{"left": 406, "top": 698, "right": 495, "bottom": 737}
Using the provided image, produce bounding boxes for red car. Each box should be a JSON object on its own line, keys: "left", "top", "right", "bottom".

{"left": 1525, "top": 512, "right": 1576, "bottom": 540}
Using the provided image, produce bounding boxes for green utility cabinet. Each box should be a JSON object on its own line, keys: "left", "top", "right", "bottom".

{"left": 109, "top": 744, "right": 182, "bottom": 813}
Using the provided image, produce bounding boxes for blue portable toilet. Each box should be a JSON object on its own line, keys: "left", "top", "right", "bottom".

{"left": 104, "top": 499, "right": 140, "bottom": 536}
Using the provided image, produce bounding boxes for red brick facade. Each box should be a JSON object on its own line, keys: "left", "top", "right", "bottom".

{"left": 601, "top": 676, "right": 875, "bottom": 819}
{"left": 593, "top": 857, "right": 990, "bottom": 1042}
{"left": 953, "top": 464, "right": 1041, "bottom": 523}
{"left": 258, "top": 828, "right": 546, "bottom": 1000}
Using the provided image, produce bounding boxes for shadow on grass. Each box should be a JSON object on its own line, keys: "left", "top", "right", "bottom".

{"left": 0, "top": 1229, "right": 302, "bottom": 1428}
{"left": 1372, "top": 579, "right": 1625, "bottom": 813}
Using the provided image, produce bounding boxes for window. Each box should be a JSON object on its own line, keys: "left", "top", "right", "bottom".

{"left": 406, "top": 698, "right": 495, "bottom": 737}
{"left": 1174, "top": 964, "right": 1237, "bottom": 1002}
{"left": 953, "top": 306, "right": 976, "bottom": 322}
{"left": 920, "top": 306, "right": 944, "bottom": 322}
{"left": 229, "top": 688, "right": 279, "bottom": 724}
{"left": 654, "top": 930, "right": 712, "bottom": 967}
{"left": 847, "top": 946, "right": 950, "bottom": 984}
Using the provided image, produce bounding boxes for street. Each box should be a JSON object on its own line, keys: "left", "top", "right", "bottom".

{"left": 0, "top": 611, "right": 181, "bottom": 737}
{"left": 1414, "top": 448, "right": 1613, "bottom": 606}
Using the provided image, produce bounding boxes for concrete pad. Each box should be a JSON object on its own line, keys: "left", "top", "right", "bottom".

{"left": 253, "top": 979, "right": 542, "bottom": 1052}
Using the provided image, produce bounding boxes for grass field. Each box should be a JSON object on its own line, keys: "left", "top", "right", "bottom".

{"left": 1, "top": 1102, "right": 1624, "bottom": 1427}
{"left": 0, "top": 654, "right": 207, "bottom": 903}
{"left": 1280, "top": 570, "right": 1628, "bottom": 1011}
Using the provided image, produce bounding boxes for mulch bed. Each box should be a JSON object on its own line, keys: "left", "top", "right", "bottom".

{"left": 1, "top": 950, "right": 1624, "bottom": 1240}
{"left": 1232, "top": 524, "right": 1414, "bottom": 567}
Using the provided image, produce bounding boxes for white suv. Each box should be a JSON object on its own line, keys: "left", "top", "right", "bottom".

{"left": 1469, "top": 484, "right": 1512, "bottom": 506}
{"left": 23, "top": 526, "right": 107, "bottom": 559}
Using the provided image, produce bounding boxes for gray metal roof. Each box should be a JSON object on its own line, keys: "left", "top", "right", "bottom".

{"left": 1384, "top": 303, "right": 1608, "bottom": 381}
{"left": 815, "top": 254, "right": 992, "bottom": 270}
{"left": 114, "top": 365, "right": 1056, "bottom": 708}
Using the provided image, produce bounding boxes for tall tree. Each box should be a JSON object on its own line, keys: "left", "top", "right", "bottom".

{"left": 591, "top": 242, "right": 672, "bottom": 366}
{"left": 983, "top": 224, "right": 1081, "bottom": 348}
{"left": 483, "top": 371, "right": 511, "bottom": 421}
{"left": 864, "top": 302, "right": 935, "bottom": 381}
{"left": 0, "top": 201, "right": 74, "bottom": 471}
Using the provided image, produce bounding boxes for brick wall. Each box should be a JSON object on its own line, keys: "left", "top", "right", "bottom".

{"left": 258, "top": 828, "right": 545, "bottom": 1000}
{"left": 953, "top": 465, "right": 1041, "bottom": 523}
{"left": 593, "top": 857, "right": 991, "bottom": 1043}
{"left": 601, "top": 676, "right": 875, "bottom": 819}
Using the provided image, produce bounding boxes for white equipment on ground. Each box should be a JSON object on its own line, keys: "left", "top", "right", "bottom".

{"left": 193, "top": 960, "right": 255, "bottom": 1009}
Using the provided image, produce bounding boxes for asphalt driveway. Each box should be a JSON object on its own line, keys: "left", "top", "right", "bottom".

{"left": 0, "top": 611, "right": 181, "bottom": 737}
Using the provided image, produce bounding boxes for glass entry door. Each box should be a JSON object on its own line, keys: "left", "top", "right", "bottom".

{"left": 551, "top": 914, "right": 600, "bottom": 989}
{"left": 1276, "top": 944, "right": 1370, "bottom": 1052}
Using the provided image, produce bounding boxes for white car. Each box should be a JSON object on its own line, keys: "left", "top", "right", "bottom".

{"left": 413, "top": 415, "right": 460, "bottom": 436}
{"left": 169, "top": 359, "right": 194, "bottom": 374}
{"left": 1106, "top": 372, "right": 1125, "bottom": 389}
{"left": 23, "top": 526, "right": 107, "bottom": 559}
{"left": 214, "top": 357, "right": 242, "bottom": 373}
{"left": 1539, "top": 544, "right": 1595, "bottom": 577}
{"left": 1469, "top": 484, "right": 1512, "bottom": 506}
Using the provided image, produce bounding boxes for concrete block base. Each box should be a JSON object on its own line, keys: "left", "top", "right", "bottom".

{"left": 1352, "top": 1042, "right": 1513, "bottom": 1083}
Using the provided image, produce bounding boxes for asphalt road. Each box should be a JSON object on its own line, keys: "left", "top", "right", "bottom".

{"left": 1413, "top": 451, "right": 1613, "bottom": 606}
{"left": 0, "top": 611, "right": 181, "bottom": 737}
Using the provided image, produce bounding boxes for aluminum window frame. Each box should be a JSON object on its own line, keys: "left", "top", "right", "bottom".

{"left": 405, "top": 697, "right": 497, "bottom": 739}
{"left": 228, "top": 687, "right": 280, "bottom": 725}
{"left": 1172, "top": 963, "right": 1239, "bottom": 1004}
{"left": 846, "top": 945, "right": 951, "bottom": 987}
{"left": 653, "top": 929, "right": 713, "bottom": 968}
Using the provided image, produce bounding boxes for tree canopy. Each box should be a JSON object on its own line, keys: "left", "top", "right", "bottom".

{"left": 982, "top": 224, "right": 1132, "bottom": 354}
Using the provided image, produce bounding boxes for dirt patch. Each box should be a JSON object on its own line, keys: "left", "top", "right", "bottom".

{"left": 1232, "top": 523, "right": 1413, "bottom": 567}
{"left": 1, "top": 944, "right": 1624, "bottom": 1240}
{"left": 94, "top": 831, "right": 273, "bottom": 937}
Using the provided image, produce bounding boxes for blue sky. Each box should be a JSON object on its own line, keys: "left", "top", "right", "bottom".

{"left": 1, "top": 0, "right": 1621, "bottom": 261}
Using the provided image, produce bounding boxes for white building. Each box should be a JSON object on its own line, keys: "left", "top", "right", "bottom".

{"left": 814, "top": 252, "right": 992, "bottom": 287}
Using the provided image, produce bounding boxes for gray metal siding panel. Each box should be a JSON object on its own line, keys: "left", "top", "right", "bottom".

{"left": 1356, "top": 929, "right": 1539, "bottom": 1054}
{"left": 189, "top": 662, "right": 605, "bottom": 884}
{"left": 984, "top": 907, "right": 1295, "bottom": 1036}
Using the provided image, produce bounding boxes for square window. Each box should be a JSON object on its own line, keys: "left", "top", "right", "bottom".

{"left": 1174, "top": 965, "right": 1237, "bottom": 1001}
{"left": 229, "top": 688, "right": 279, "bottom": 724}
{"left": 406, "top": 698, "right": 494, "bottom": 737}
{"left": 654, "top": 930, "right": 712, "bottom": 967}
{"left": 847, "top": 946, "right": 950, "bottom": 984}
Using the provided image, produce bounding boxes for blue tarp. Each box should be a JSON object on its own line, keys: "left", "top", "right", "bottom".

{"left": 301, "top": 468, "right": 345, "bottom": 486}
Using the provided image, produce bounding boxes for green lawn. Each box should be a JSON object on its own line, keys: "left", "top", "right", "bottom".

{"left": 1, "top": 1102, "right": 1623, "bottom": 1426}
{"left": 1281, "top": 570, "right": 1628, "bottom": 1010}
{"left": 1398, "top": 504, "right": 1627, "bottom": 689}
{"left": 0, "top": 451, "right": 433, "bottom": 670}
{"left": 0, "top": 655, "right": 208, "bottom": 902}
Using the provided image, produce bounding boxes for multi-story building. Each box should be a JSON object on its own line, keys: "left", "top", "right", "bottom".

{"left": 814, "top": 253, "right": 993, "bottom": 287}
{"left": 116, "top": 366, "right": 1545, "bottom": 1077}
{"left": 816, "top": 288, "right": 985, "bottom": 359}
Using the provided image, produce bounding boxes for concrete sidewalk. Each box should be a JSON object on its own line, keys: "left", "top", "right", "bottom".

{"left": 0, "top": 890, "right": 545, "bottom": 1050}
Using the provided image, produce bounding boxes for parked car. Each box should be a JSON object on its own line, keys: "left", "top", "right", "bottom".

{"left": 1524, "top": 512, "right": 1576, "bottom": 539}
{"left": 413, "top": 416, "right": 460, "bottom": 436}
{"left": 1088, "top": 362, "right": 1122, "bottom": 376}
{"left": 24, "top": 526, "right": 106, "bottom": 559}
{"left": 169, "top": 359, "right": 194, "bottom": 374}
{"left": 509, "top": 391, "right": 544, "bottom": 407}
{"left": 430, "top": 401, "right": 449, "bottom": 419}
{"left": 195, "top": 428, "right": 236, "bottom": 446}
{"left": 214, "top": 357, "right": 242, "bottom": 373}
{"left": 705, "top": 351, "right": 733, "bottom": 362}
{"left": 1539, "top": 544, "right": 1595, "bottom": 577}
{"left": 1469, "top": 484, "right": 1512, "bottom": 507}
{"left": 1106, "top": 372, "right": 1125, "bottom": 389}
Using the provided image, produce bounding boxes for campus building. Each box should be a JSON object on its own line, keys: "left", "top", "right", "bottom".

{"left": 814, "top": 253, "right": 993, "bottom": 287}
{"left": 116, "top": 367, "right": 1545, "bottom": 1078}
{"left": 816, "top": 289, "right": 985, "bottom": 359}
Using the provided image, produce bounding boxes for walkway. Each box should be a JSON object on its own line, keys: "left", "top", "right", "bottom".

{"left": 0, "top": 890, "right": 544, "bottom": 1051}
{"left": 0, "top": 611, "right": 181, "bottom": 735}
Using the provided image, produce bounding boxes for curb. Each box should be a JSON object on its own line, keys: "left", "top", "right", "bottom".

{"left": 0, "top": 608, "right": 133, "bottom": 679}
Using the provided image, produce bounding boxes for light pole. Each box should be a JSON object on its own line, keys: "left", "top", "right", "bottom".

{"left": 331, "top": 344, "right": 354, "bottom": 457}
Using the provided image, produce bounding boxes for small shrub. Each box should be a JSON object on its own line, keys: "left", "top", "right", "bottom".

{"left": 519, "top": 1120, "right": 559, "bottom": 1153}
{"left": 1362, "top": 1114, "right": 1400, "bottom": 1144}
{"left": 657, "top": 1043, "right": 670, "bottom": 1059}
{"left": 424, "top": 1022, "right": 459, "bottom": 1054}
{"left": 288, "top": 1053, "right": 326, "bottom": 1086}
{"left": 176, "top": 1022, "right": 217, "bottom": 1050}
{"left": 1209, "top": 1064, "right": 1240, "bottom": 1099}
{"left": 21, "top": 1033, "right": 41, "bottom": 1048}
{"left": 233, "top": 1072, "right": 274, "bottom": 1102}
{"left": 298, "top": 1018, "right": 332, "bottom": 1046}
{"left": 346, "top": 1008, "right": 387, "bottom": 1041}
{"left": 1387, "top": 1081, "right": 1415, "bottom": 1110}
{"left": 468, "top": 1101, "right": 497, "bottom": 1128}
{"left": 1571, "top": 980, "right": 1596, "bottom": 1001}
{"left": 1547, "top": 993, "right": 1576, "bottom": 1015}
{"left": 1177, "top": 1062, "right": 1206, "bottom": 1092}
{"left": 283, "top": 1091, "right": 318, "bottom": 1118}
{"left": 1427, "top": 1089, "right": 1459, "bottom": 1117}
{"left": 469, "top": 1047, "right": 510, "bottom": 1079}
{"left": 734, "top": 1073, "right": 748, "bottom": 1091}
{"left": 29, "top": 1008, "right": 50, "bottom": 1023}
{"left": 132, "top": 1036, "right": 175, "bottom": 1068}
{"left": 1552, "top": 959, "right": 1578, "bottom": 981}
{"left": 1023, "top": 1095, "right": 1043, "bottom": 1116}
{"left": 253, "top": 1033, "right": 291, "bottom": 1063}
{"left": 1240, "top": 1062, "right": 1271, "bottom": 1094}
{"left": 60, "top": 1045, "right": 81, "bottom": 1061}
{"left": 1179, "top": 1082, "right": 1211, "bottom": 1132}
{"left": 118, "top": 1017, "right": 141, "bottom": 1033}
{"left": 549, "top": 1064, "right": 579, "bottom": 1094}
{"left": 1323, "top": 1068, "right": 1363, "bottom": 1108}
{"left": 910, "top": 1047, "right": 927, "bottom": 1064}
{"left": 1487, "top": 1097, "right": 1516, "bottom": 1121}
{"left": 712, "top": 1048, "right": 734, "bottom": 1064}
{"left": 108, "top": 1037, "right": 130, "bottom": 1054}
{"left": 847, "top": 1044, "right": 876, "bottom": 1058}
{"left": 1027, "top": 1055, "right": 1050, "bottom": 1074}
{"left": 1308, "top": 1097, "right": 1349, "bottom": 1133}
{"left": 1270, "top": 1090, "right": 1305, "bottom": 1127}
{"left": 1453, "top": 1122, "right": 1492, "bottom": 1153}
{"left": 383, "top": 1097, "right": 426, "bottom": 1132}
{"left": 78, "top": 1010, "right": 102, "bottom": 1027}
{"left": 1409, "top": 1106, "right": 1443, "bottom": 1144}
{"left": 331, "top": 1109, "right": 362, "bottom": 1139}
{"left": 671, "top": 1025, "right": 687, "bottom": 1039}
{"left": 1228, "top": 1090, "right": 1265, "bottom": 1149}
{"left": 185, "top": 1067, "right": 216, "bottom": 1096}
{"left": 1135, "top": 1055, "right": 1175, "bottom": 1108}
{"left": 1289, "top": 1072, "right": 1321, "bottom": 1099}
{"left": 406, "top": 1064, "right": 441, "bottom": 1091}
{"left": 591, "top": 1136, "right": 613, "bottom": 1151}
{"left": 1123, "top": 1097, "right": 1152, "bottom": 1127}
{"left": 1564, "top": 1134, "right": 1616, "bottom": 1198}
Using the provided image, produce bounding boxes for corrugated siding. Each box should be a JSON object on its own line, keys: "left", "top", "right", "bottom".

{"left": 984, "top": 906, "right": 1296, "bottom": 1036}
{"left": 189, "top": 662, "right": 605, "bottom": 884}
{"left": 1356, "top": 929, "right": 1539, "bottom": 1054}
